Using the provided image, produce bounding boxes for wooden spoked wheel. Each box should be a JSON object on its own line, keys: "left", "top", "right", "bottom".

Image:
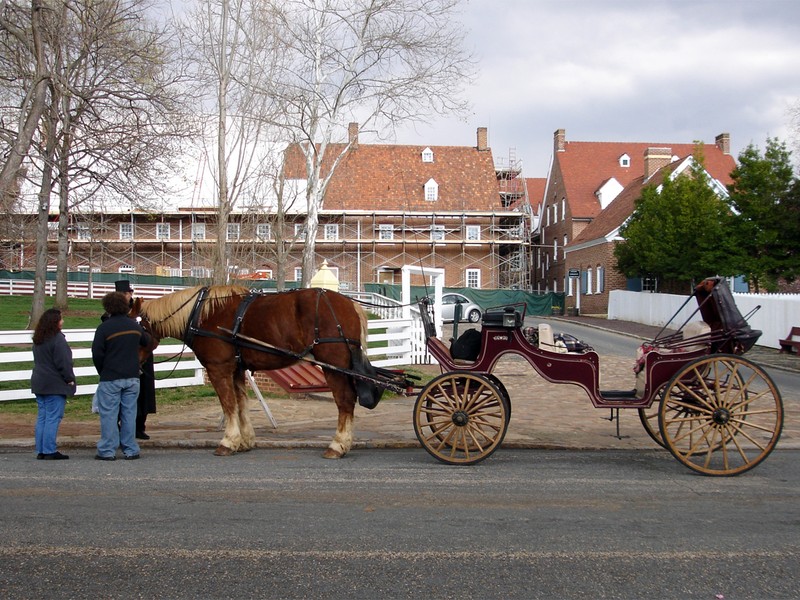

{"left": 658, "top": 355, "right": 783, "bottom": 476}
{"left": 414, "top": 372, "right": 509, "bottom": 465}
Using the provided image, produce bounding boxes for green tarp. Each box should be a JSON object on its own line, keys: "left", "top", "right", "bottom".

{"left": 364, "top": 283, "right": 565, "bottom": 316}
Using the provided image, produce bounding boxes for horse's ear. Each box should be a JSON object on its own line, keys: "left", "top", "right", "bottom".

{"left": 132, "top": 297, "right": 142, "bottom": 315}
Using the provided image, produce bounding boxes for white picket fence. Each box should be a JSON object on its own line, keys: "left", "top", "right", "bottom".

{"left": 0, "top": 316, "right": 428, "bottom": 402}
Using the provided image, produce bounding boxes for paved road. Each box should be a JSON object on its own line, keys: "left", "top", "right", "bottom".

{"left": 1, "top": 447, "right": 798, "bottom": 599}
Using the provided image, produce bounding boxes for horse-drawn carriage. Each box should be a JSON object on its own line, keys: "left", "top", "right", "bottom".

{"left": 413, "top": 276, "right": 783, "bottom": 476}
{"left": 132, "top": 277, "right": 782, "bottom": 477}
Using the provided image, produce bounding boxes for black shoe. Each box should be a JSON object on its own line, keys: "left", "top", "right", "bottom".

{"left": 136, "top": 432, "right": 150, "bottom": 440}
{"left": 36, "top": 453, "right": 44, "bottom": 460}
{"left": 42, "top": 451, "right": 69, "bottom": 460}
{"left": 95, "top": 455, "right": 116, "bottom": 461}
{"left": 124, "top": 454, "right": 140, "bottom": 460}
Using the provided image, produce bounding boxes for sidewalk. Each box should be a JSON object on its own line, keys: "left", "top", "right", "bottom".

{"left": 2, "top": 317, "right": 797, "bottom": 453}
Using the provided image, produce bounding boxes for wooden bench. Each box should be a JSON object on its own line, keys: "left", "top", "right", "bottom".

{"left": 779, "top": 327, "right": 800, "bottom": 354}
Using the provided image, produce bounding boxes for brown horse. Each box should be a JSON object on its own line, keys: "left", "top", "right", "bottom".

{"left": 130, "top": 285, "right": 384, "bottom": 458}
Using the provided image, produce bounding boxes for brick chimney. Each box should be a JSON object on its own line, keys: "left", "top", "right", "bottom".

{"left": 554, "top": 128, "right": 566, "bottom": 153}
{"left": 477, "top": 127, "right": 488, "bottom": 151}
{"left": 348, "top": 122, "right": 359, "bottom": 148}
{"left": 643, "top": 147, "right": 673, "bottom": 180}
{"left": 715, "top": 132, "right": 730, "bottom": 155}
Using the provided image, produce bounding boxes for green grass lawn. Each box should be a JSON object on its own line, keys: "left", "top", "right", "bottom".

{"left": 0, "top": 294, "right": 105, "bottom": 330}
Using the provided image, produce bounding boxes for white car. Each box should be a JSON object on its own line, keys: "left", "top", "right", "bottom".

{"left": 441, "top": 293, "right": 482, "bottom": 323}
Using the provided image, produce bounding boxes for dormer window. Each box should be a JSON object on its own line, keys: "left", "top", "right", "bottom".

{"left": 421, "top": 147, "right": 434, "bottom": 163}
{"left": 619, "top": 153, "right": 631, "bottom": 167}
{"left": 424, "top": 178, "right": 438, "bottom": 201}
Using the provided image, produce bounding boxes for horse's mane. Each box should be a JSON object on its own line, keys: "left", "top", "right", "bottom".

{"left": 142, "top": 284, "right": 249, "bottom": 339}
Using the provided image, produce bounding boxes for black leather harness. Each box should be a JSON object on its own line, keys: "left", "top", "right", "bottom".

{"left": 184, "top": 288, "right": 362, "bottom": 372}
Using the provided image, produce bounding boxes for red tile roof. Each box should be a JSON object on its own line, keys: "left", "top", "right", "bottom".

{"left": 555, "top": 140, "right": 736, "bottom": 219}
{"left": 570, "top": 158, "right": 715, "bottom": 246}
{"left": 525, "top": 178, "right": 547, "bottom": 211}
{"left": 284, "top": 142, "right": 501, "bottom": 212}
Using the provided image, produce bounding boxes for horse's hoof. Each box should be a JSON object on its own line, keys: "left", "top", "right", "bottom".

{"left": 214, "top": 445, "right": 235, "bottom": 456}
{"left": 322, "top": 448, "right": 344, "bottom": 459}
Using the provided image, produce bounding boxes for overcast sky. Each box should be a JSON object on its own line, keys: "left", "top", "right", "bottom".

{"left": 388, "top": 0, "right": 800, "bottom": 178}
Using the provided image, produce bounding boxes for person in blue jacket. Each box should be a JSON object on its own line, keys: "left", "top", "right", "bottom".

{"left": 92, "top": 292, "right": 151, "bottom": 461}
{"left": 31, "top": 308, "right": 76, "bottom": 460}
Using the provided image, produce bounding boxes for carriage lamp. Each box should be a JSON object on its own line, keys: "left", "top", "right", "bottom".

{"left": 502, "top": 307, "right": 517, "bottom": 328}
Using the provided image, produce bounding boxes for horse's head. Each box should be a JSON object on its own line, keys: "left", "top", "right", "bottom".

{"left": 130, "top": 297, "right": 160, "bottom": 365}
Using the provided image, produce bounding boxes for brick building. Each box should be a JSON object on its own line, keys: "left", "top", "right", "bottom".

{"left": 534, "top": 129, "right": 736, "bottom": 313}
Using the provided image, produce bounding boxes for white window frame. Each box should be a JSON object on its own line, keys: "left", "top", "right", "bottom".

{"left": 294, "top": 224, "right": 306, "bottom": 238}
{"left": 190, "top": 266, "right": 210, "bottom": 278}
{"left": 466, "top": 225, "right": 481, "bottom": 241}
{"left": 227, "top": 223, "right": 240, "bottom": 241}
{"left": 294, "top": 267, "right": 303, "bottom": 281}
{"left": 378, "top": 224, "right": 394, "bottom": 240}
{"left": 118, "top": 264, "right": 135, "bottom": 274}
{"left": 156, "top": 223, "right": 170, "bottom": 241}
{"left": 465, "top": 268, "right": 480, "bottom": 288}
{"left": 76, "top": 224, "right": 91, "bottom": 240}
{"left": 424, "top": 178, "right": 438, "bottom": 201}
{"left": 430, "top": 224, "right": 445, "bottom": 241}
{"left": 256, "top": 223, "right": 271, "bottom": 240}
{"left": 324, "top": 224, "right": 339, "bottom": 241}
{"left": 563, "top": 234, "right": 567, "bottom": 259}
{"left": 119, "top": 222, "right": 133, "bottom": 241}
{"left": 192, "top": 223, "right": 206, "bottom": 240}
{"left": 596, "top": 265, "right": 605, "bottom": 293}
{"left": 421, "top": 147, "right": 434, "bottom": 163}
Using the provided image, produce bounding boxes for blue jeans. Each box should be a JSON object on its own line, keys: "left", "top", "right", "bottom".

{"left": 35, "top": 394, "right": 66, "bottom": 455}
{"left": 96, "top": 378, "right": 140, "bottom": 458}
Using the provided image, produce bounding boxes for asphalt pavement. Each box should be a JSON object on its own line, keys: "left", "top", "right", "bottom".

{"left": 1, "top": 316, "right": 797, "bottom": 455}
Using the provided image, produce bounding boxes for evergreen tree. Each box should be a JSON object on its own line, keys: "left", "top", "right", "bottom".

{"left": 726, "top": 138, "right": 799, "bottom": 292}
{"left": 615, "top": 154, "right": 737, "bottom": 291}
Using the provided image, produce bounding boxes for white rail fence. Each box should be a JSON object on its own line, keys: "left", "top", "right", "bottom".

{"left": 0, "top": 316, "right": 428, "bottom": 402}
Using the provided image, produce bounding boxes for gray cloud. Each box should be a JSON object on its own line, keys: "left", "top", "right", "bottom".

{"left": 391, "top": 0, "right": 800, "bottom": 176}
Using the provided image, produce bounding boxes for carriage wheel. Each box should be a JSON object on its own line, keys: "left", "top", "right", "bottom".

{"left": 638, "top": 383, "right": 668, "bottom": 448}
{"left": 659, "top": 354, "right": 783, "bottom": 476}
{"left": 414, "top": 372, "right": 509, "bottom": 465}
{"left": 484, "top": 373, "right": 512, "bottom": 425}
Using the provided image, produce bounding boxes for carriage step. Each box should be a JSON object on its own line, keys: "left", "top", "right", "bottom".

{"left": 266, "top": 362, "right": 330, "bottom": 394}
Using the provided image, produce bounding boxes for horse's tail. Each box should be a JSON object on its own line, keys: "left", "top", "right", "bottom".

{"left": 351, "top": 301, "right": 384, "bottom": 410}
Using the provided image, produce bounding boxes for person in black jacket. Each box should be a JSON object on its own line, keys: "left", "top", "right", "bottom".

{"left": 92, "top": 292, "right": 151, "bottom": 461}
{"left": 31, "top": 308, "right": 76, "bottom": 460}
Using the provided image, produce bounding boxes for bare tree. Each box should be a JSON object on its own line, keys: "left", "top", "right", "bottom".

{"left": 259, "top": 0, "right": 475, "bottom": 286}
{"left": 178, "top": 0, "right": 287, "bottom": 284}
{"left": 0, "top": 0, "right": 49, "bottom": 210}
{"left": 1, "top": 0, "right": 189, "bottom": 321}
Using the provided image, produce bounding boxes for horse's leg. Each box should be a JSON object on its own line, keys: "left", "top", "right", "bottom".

{"left": 322, "top": 372, "right": 357, "bottom": 459}
{"left": 206, "top": 365, "right": 244, "bottom": 456}
{"left": 234, "top": 370, "right": 256, "bottom": 451}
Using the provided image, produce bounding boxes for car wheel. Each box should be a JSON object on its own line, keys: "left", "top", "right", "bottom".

{"left": 467, "top": 309, "right": 481, "bottom": 323}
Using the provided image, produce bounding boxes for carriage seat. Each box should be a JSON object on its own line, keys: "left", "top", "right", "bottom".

{"left": 538, "top": 323, "right": 567, "bottom": 354}
{"left": 481, "top": 306, "right": 523, "bottom": 328}
{"left": 682, "top": 320, "right": 711, "bottom": 351}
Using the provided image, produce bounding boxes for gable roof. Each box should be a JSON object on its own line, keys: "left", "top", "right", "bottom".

{"left": 569, "top": 157, "right": 723, "bottom": 248}
{"left": 525, "top": 177, "right": 547, "bottom": 211}
{"left": 554, "top": 138, "right": 736, "bottom": 220}
{"left": 283, "top": 140, "right": 501, "bottom": 212}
